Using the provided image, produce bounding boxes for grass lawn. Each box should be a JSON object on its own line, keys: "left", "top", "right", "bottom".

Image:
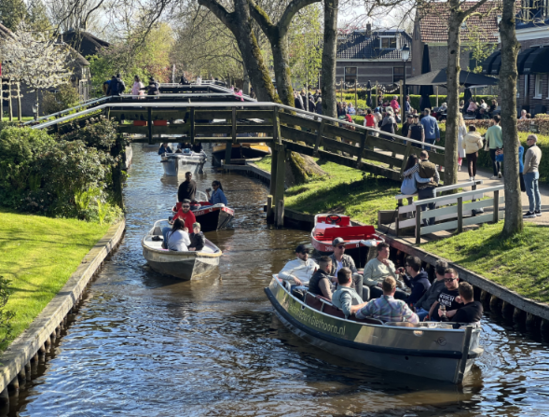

{"left": 2, "top": 117, "right": 34, "bottom": 122}
{"left": 254, "top": 156, "right": 400, "bottom": 225}
{"left": 423, "top": 223, "right": 549, "bottom": 304}
{"left": 0, "top": 209, "right": 110, "bottom": 349}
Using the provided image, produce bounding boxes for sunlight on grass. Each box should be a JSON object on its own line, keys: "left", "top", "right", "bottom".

{"left": 0, "top": 208, "right": 110, "bottom": 349}
{"left": 423, "top": 223, "right": 549, "bottom": 304}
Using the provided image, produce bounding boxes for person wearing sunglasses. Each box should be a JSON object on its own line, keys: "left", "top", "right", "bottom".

{"left": 428, "top": 268, "right": 463, "bottom": 322}
{"left": 172, "top": 199, "right": 197, "bottom": 227}
{"left": 206, "top": 180, "right": 228, "bottom": 206}
{"left": 329, "top": 237, "right": 368, "bottom": 301}
{"left": 279, "top": 244, "right": 319, "bottom": 286}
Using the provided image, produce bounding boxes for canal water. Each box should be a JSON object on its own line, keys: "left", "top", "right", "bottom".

{"left": 10, "top": 145, "right": 549, "bottom": 416}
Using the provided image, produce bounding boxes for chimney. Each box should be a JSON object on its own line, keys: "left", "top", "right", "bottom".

{"left": 366, "top": 23, "right": 372, "bottom": 37}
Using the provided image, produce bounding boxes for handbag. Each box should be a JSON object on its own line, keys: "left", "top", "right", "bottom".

{"left": 401, "top": 177, "right": 417, "bottom": 195}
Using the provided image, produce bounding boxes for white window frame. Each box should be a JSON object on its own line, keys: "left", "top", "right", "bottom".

{"left": 380, "top": 36, "right": 398, "bottom": 49}
{"left": 534, "top": 74, "right": 543, "bottom": 99}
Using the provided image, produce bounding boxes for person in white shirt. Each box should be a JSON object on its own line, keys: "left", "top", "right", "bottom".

{"left": 278, "top": 244, "right": 319, "bottom": 286}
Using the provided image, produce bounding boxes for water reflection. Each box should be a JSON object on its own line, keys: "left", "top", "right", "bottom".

{"left": 10, "top": 145, "right": 549, "bottom": 417}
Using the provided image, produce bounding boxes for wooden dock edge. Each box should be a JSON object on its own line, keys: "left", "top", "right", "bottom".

{"left": 0, "top": 219, "right": 126, "bottom": 396}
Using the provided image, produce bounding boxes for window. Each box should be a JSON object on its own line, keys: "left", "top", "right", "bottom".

{"left": 345, "top": 67, "right": 357, "bottom": 84}
{"left": 393, "top": 66, "right": 405, "bottom": 83}
{"left": 380, "top": 37, "right": 397, "bottom": 49}
{"left": 534, "top": 74, "right": 543, "bottom": 98}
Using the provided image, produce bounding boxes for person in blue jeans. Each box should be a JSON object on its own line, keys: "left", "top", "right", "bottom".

{"left": 523, "top": 135, "right": 542, "bottom": 218}
{"left": 420, "top": 108, "right": 440, "bottom": 151}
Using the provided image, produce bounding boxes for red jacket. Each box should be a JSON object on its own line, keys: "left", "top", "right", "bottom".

{"left": 173, "top": 208, "right": 197, "bottom": 227}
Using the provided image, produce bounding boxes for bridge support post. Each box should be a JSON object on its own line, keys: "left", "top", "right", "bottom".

{"left": 271, "top": 143, "right": 286, "bottom": 228}
{"left": 147, "top": 107, "right": 153, "bottom": 145}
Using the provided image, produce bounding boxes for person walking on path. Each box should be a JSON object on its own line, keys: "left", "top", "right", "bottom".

{"left": 407, "top": 114, "right": 425, "bottom": 148}
{"left": 420, "top": 109, "right": 440, "bottom": 151}
{"left": 462, "top": 125, "right": 484, "bottom": 181}
{"left": 485, "top": 115, "right": 503, "bottom": 179}
{"left": 457, "top": 113, "right": 467, "bottom": 171}
{"left": 131, "top": 75, "right": 145, "bottom": 99}
{"left": 523, "top": 134, "right": 542, "bottom": 218}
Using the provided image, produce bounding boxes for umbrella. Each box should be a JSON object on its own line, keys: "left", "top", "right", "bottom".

{"left": 405, "top": 68, "right": 499, "bottom": 87}
{"left": 366, "top": 80, "right": 372, "bottom": 108}
{"left": 419, "top": 45, "right": 434, "bottom": 103}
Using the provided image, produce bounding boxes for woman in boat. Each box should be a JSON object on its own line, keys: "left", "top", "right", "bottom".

{"left": 164, "top": 218, "right": 191, "bottom": 252}
{"left": 206, "top": 180, "right": 228, "bottom": 205}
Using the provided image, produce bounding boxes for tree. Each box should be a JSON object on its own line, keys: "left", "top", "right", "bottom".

{"left": 0, "top": 0, "right": 27, "bottom": 31}
{"left": 499, "top": 0, "right": 522, "bottom": 235}
{"left": 442, "top": 0, "right": 494, "bottom": 186}
{"left": 321, "top": 0, "right": 339, "bottom": 118}
{"left": 0, "top": 22, "right": 71, "bottom": 115}
{"left": 26, "top": 0, "right": 52, "bottom": 32}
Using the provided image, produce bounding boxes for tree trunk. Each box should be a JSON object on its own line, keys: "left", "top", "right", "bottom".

{"left": 321, "top": 0, "right": 338, "bottom": 118}
{"left": 444, "top": 0, "right": 462, "bottom": 186}
{"left": 500, "top": 0, "right": 523, "bottom": 235}
{"left": 286, "top": 152, "right": 327, "bottom": 186}
{"left": 271, "top": 33, "right": 293, "bottom": 106}
{"left": 242, "top": 61, "right": 250, "bottom": 95}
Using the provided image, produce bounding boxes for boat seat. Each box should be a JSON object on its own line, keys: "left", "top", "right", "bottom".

{"left": 350, "top": 316, "right": 385, "bottom": 325}
{"left": 303, "top": 292, "right": 345, "bottom": 318}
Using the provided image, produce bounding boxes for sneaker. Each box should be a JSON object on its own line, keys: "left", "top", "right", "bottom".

{"left": 469, "top": 177, "right": 474, "bottom": 181}
{"left": 535, "top": 210, "right": 542, "bottom": 217}
{"left": 498, "top": 172, "right": 502, "bottom": 178}
{"left": 490, "top": 175, "right": 499, "bottom": 180}
{"left": 524, "top": 211, "right": 536, "bottom": 219}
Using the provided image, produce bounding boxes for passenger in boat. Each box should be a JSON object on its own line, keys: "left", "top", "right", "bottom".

{"left": 414, "top": 260, "right": 448, "bottom": 321}
{"left": 279, "top": 245, "right": 319, "bottom": 286}
{"left": 308, "top": 256, "right": 335, "bottom": 300}
{"left": 400, "top": 256, "right": 431, "bottom": 307}
{"left": 356, "top": 277, "right": 419, "bottom": 323}
{"left": 172, "top": 199, "right": 197, "bottom": 226}
{"left": 158, "top": 143, "right": 173, "bottom": 155}
{"left": 163, "top": 218, "right": 191, "bottom": 251}
{"left": 363, "top": 243, "right": 407, "bottom": 300}
{"left": 178, "top": 172, "right": 197, "bottom": 202}
{"left": 429, "top": 268, "right": 463, "bottom": 321}
{"left": 329, "top": 237, "right": 368, "bottom": 301}
{"left": 332, "top": 268, "right": 368, "bottom": 318}
{"left": 442, "top": 282, "right": 483, "bottom": 328}
{"left": 192, "top": 142, "right": 203, "bottom": 153}
{"left": 207, "top": 180, "right": 228, "bottom": 206}
{"left": 189, "top": 222, "right": 205, "bottom": 251}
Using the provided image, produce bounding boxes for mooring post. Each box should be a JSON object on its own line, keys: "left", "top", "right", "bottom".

{"left": 147, "top": 107, "right": 153, "bottom": 145}
{"left": 276, "top": 200, "right": 285, "bottom": 228}
{"left": 273, "top": 144, "right": 286, "bottom": 227}
{"left": 266, "top": 195, "right": 274, "bottom": 224}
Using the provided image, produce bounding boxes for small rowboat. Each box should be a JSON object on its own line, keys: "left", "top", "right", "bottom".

{"left": 161, "top": 150, "right": 207, "bottom": 176}
{"left": 265, "top": 276, "right": 483, "bottom": 384}
{"left": 310, "top": 214, "right": 384, "bottom": 265}
{"left": 142, "top": 219, "right": 222, "bottom": 280}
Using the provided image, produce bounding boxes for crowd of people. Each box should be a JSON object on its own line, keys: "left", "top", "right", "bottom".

{"left": 278, "top": 242, "right": 483, "bottom": 327}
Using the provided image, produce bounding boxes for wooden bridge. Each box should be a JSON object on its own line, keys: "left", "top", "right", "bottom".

{"left": 31, "top": 84, "right": 445, "bottom": 226}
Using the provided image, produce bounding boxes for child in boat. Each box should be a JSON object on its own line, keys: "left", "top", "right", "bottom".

{"left": 189, "top": 222, "right": 205, "bottom": 251}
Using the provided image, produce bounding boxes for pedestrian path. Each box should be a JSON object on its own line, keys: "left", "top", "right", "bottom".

{"left": 456, "top": 165, "right": 549, "bottom": 225}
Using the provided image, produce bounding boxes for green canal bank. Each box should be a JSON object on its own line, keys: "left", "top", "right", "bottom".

{"left": 0, "top": 209, "right": 125, "bottom": 400}
{"left": 230, "top": 157, "right": 549, "bottom": 328}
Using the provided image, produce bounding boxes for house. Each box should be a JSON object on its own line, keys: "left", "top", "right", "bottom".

{"left": 482, "top": 1, "right": 549, "bottom": 115}
{"left": 0, "top": 23, "right": 91, "bottom": 117}
{"left": 336, "top": 24, "right": 413, "bottom": 88}
{"left": 412, "top": 1, "right": 501, "bottom": 93}
{"left": 61, "top": 29, "right": 110, "bottom": 57}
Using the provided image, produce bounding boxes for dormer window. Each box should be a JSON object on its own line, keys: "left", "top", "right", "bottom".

{"left": 380, "top": 36, "right": 397, "bottom": 49}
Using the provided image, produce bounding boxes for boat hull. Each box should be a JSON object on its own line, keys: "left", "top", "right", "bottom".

{"left": 143, "top": 247, "right": 219, "bottom": 280}
{"left": 212, "top": 143, "right": 271, "bottom": 161}
{"left": 161, "top": 153, "right": 207, "bottom": 176}
{"left": 265, "top": 277, "right": 481, "bottom": 384}
{"left": 193, "top": 205, "right": 234, "bottom": 232}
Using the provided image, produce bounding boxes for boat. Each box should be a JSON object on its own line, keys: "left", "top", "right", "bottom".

{"left": 265, "top": 276, "right": 483, "bottom": 384}
{"left": 310, "top": 214, "right": 384, "bottom": 266}
{"left": 212, "top": 142, "right": 271, "bottom": 164}
{"left": 142, "top": 219, "right": 222, "bottom": 280}
{"left": 173, "top": 193, "right": 234, "bottom": 233}
{"left": 161, "top": 150, "right": 207, "bottom": 176}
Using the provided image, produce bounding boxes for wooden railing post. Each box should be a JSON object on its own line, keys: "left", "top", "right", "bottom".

{"left": 457, "top": 197, "right": 463, "bottom": 234}
{"left": 356, "top": 130, "right": 367, "bottom": 168}
{"left": 415, "top": 208, "right": 422, "bottom": 245}
{"left": 273, "top": 106, "right": 281, "bottom": 145}
{"left": 147, "top": 107, "right": 153, "bottom": 144}
{"left": 493, "top": 190, "right": 500, "bottom": 223}
{"left": 190, "top": 107, "right": 195, "bottom": 144}
{"left": 314, "top": 117, "right": 325, "bottom": 156}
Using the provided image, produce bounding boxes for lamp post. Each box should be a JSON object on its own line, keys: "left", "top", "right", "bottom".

{"left": 401, "top": 44, "right": 410, "bottom": 122}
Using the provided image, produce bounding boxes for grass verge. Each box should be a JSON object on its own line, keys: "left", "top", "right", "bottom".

{"left": 0, "top": 209, "right": 110, "bottom": 349}
{"left": 423, "top": 223, "right": 549, "bottom": 304}
{"left": 254, "top": 156, "right": 400, "bottom": 225}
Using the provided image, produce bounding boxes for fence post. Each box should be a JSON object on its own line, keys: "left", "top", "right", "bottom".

{"left": 415, "top": 209, "right": 422, "bottom": 245}
{"left": 314, "top": 117, "right": 325, "bottom": 157}
{"left": 493, "top": 190, "right": 500, "bottom": 223}
{"left": 457, "top": 197, "right": 463, "bottom": 234}
{"left": 273, "top": 106, "right": 281, "bottom": 145}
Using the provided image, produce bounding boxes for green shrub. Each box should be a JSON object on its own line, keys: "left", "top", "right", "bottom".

{"left": 60, "top": 118, "right": 119, "bottom": 150}
{"left": 42, "top": 84, "right": 80, "bottom": 115}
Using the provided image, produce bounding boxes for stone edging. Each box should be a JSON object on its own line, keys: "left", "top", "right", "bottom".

{"left": 0, "top": 219, "right": 126, "bottom": 395}
{"left": 222, "top": 161, "right": 549, "bottom": 324}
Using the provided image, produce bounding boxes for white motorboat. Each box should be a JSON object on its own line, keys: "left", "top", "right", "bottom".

{"left": 161, "top": 150, "right": 207, "bottom": 176}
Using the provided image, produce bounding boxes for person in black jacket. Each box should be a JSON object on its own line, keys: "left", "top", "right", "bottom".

{"left": 178, "top": 172, "right": 197, "bottom": 202}
{"left": 107, "top": 74, "right": 125, "bottom": 96}
{"left": 399, "top": 255, "right": 431, "bottom": 308}
{"left": 148, "top": 77, "right": 160, "bottom": 98}
{"left": 442, "top": 282, "right": 483, "bottom": 328}
{"left": 189, "top": 222, "right": 205, "bottom": 251}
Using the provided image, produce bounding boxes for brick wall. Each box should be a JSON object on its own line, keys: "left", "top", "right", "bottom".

{"left": 517, "top": 37, "right": 549, "bottom": 115}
